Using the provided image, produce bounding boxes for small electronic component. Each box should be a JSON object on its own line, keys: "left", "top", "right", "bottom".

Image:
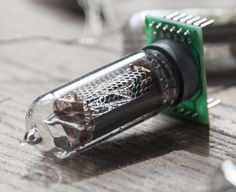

{"left": 23, "top": 13, "right": 213, "bottom": 159}
{"left": 211, "top": 160, "right": 236, "bottom": 191}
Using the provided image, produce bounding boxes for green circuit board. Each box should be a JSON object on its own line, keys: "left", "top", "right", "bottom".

{"left": 145, "top": 15, "right": 209, "bottom": 124}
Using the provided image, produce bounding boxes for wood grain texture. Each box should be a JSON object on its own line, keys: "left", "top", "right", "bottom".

{"left": 0, "top": 0, "right": 236, "bottom": 192}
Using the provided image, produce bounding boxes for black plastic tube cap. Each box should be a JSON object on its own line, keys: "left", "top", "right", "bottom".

{"left": 144, "top": 39, "right": 199, "bottom": 102}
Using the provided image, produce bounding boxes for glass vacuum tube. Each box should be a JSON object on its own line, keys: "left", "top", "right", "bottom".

{"left": 24, "top": 39, "right": 199, "bottom": 159}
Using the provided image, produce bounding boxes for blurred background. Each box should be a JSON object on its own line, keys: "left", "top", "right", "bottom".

{"left": 0, "top": 1, "right": 236, "bottom": 192}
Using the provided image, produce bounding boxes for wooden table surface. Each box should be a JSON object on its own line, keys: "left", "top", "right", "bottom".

{"left": 0, "top": 0, "right": 236, "bottom": 192}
